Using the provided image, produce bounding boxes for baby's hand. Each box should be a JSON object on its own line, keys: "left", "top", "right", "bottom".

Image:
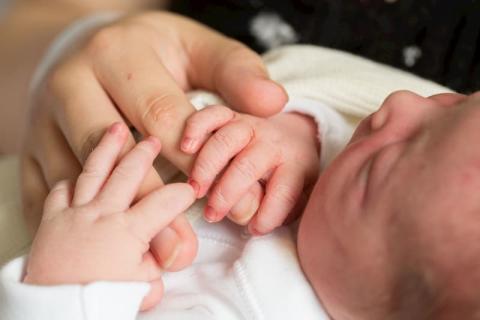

{"left": 181, "top": 105, "right": 320, "bottom": 235}
{"left": 24, "top": 123, "right": 195, "bottom": 311}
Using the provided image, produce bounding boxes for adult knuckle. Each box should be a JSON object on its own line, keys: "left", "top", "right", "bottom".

{"left": 141, "top": 93, "right": 180, "bottom": 132}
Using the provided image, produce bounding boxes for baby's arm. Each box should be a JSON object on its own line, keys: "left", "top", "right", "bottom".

{"left": 181, "top": 105, "right": 321, "bottom": 234}
{"left": 1, "top": 122, "right": 195, "bottom": 319}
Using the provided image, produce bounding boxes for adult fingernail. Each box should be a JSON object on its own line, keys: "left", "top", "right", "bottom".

{"left": 204, "top": 205, "right": 218, "bottom": 223}
{"left": 153, "top": 227, "right": 182, "bottom": 270}
{"left": 188, "top": 179, "right": 201, "bottom": 198}
{"left": 181, "top": 138, "right": 196, "bottom": 153}
{"left": 163, "top": 242, "right": 182, "bottom": 270}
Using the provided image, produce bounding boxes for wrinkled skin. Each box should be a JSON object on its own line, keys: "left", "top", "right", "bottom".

{"left": 298, "top": 91, "right": 480, "bottom": 319}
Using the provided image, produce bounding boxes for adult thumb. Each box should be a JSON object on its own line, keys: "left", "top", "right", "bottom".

{"left": 187, "top": 31, "right": 288, "bottom": 117}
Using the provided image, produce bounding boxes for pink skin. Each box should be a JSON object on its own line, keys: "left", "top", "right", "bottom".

{"left": 181, "top": 105, "right": 320, "bottom": 235}
{"left": 25, "top": 123, "right": 196, "bottom": 311}
{"left": 298, "top": 91, "right": 480, "bottom": 319}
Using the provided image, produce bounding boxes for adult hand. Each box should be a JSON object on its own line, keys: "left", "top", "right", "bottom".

{"left": 21, "top": 11, "right": 287, "bottom": 271}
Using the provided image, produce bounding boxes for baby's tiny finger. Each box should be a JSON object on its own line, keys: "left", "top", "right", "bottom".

{"left": 181, "top": 105, "right": 235, "bottom": 154}
{"left": 205, "top": 142, "right": 277, "bottom": 222}
{"left": 249, "top": 165, "right": 304, "bottom": 235}
{"left": 228, "top": 183, "right": 263, "bottom": 225}
{"left": 190, "top": 121, "right": 254, "bottom": 198}
{"left": 128, "top": 183, "right": 195, "bottom": 241}
{"left": 95, "top": 136, "right": 161, "bottom": 211}
{"left": 43, "top": 180, "right": 73, "bottom": 216}
{"left": 72, "top": 122, "right": 128, "bottom": 206}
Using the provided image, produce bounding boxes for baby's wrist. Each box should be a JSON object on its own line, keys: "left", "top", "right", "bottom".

{"left": 273, "top": 112, "right": 321, "bottom": 152}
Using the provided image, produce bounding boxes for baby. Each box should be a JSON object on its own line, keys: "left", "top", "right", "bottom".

{"left": 2, "top": 45, "right": 480, "bottom": 319}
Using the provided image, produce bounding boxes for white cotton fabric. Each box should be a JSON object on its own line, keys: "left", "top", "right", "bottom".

{"left": 1, "top": 19, "right": 453, "bottom": 320}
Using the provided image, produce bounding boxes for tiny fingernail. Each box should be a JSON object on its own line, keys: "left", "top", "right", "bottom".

{"left": 204, "top": 206, "right": 218, "bottom": 223}
{"left": 181, "top": 138, "right": 196, "bottom": 153}
{"left": 109, "top": 122, "right": 123, "bottom": 134}
{"left": 249, "top": 225, "right": 264, "bottom": 237}
{"left": 188, "top": 178, "right": 201, "bottom": 197}
{"left": 146, "top": 136, "right": 161, "bottom": 149}
{"left": 163, "top": 242, "right": 182, "bottom": 269}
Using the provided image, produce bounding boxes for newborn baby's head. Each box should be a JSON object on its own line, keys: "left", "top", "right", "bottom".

{"left": 297, "top": 91, "right": 480, "bottom": 320}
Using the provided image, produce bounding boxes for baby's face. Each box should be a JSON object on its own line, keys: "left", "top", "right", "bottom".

{"left": 298, "top": 91, "right": 480, "bottom": 319}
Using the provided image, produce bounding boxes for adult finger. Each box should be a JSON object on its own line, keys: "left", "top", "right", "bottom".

{"left": 249, "top": 164, "right": 304, "bottom": 235}
{"left": 181, "top": 105, "right": 235, "bottom": 154}
{"left": 91, "top": 34, "right": 196, "bottom": 173}
{"left": 72, "top": 122, "right": 128, "bottom": 206}
{"left": 21, "top": 105, "right": 81, "bottom": 234}
{"left": 30, "top": 107, "right": 82, "bottom": 189}
{"left": 190, "top": 121, "right": 254, "bottom": 198}
{"left": 96, "top": 137, "right": 161, "bottom": 211}
{"left": 48, "top": 57, "right": 163, "bottom": 198}
{"left": 164, "top": 15, "right": 288, "bottom": 116}
{"left": 128, "top": 183, "right": 195, "bottom": 241}
{"left": 205, "top": 143, "right": 278, "bottom": 222}
{"left": 44, "top": 51, "right": 197, "bottom": 270}
{"left": 20, "top": 155, "right": 49, "bottom": 235}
